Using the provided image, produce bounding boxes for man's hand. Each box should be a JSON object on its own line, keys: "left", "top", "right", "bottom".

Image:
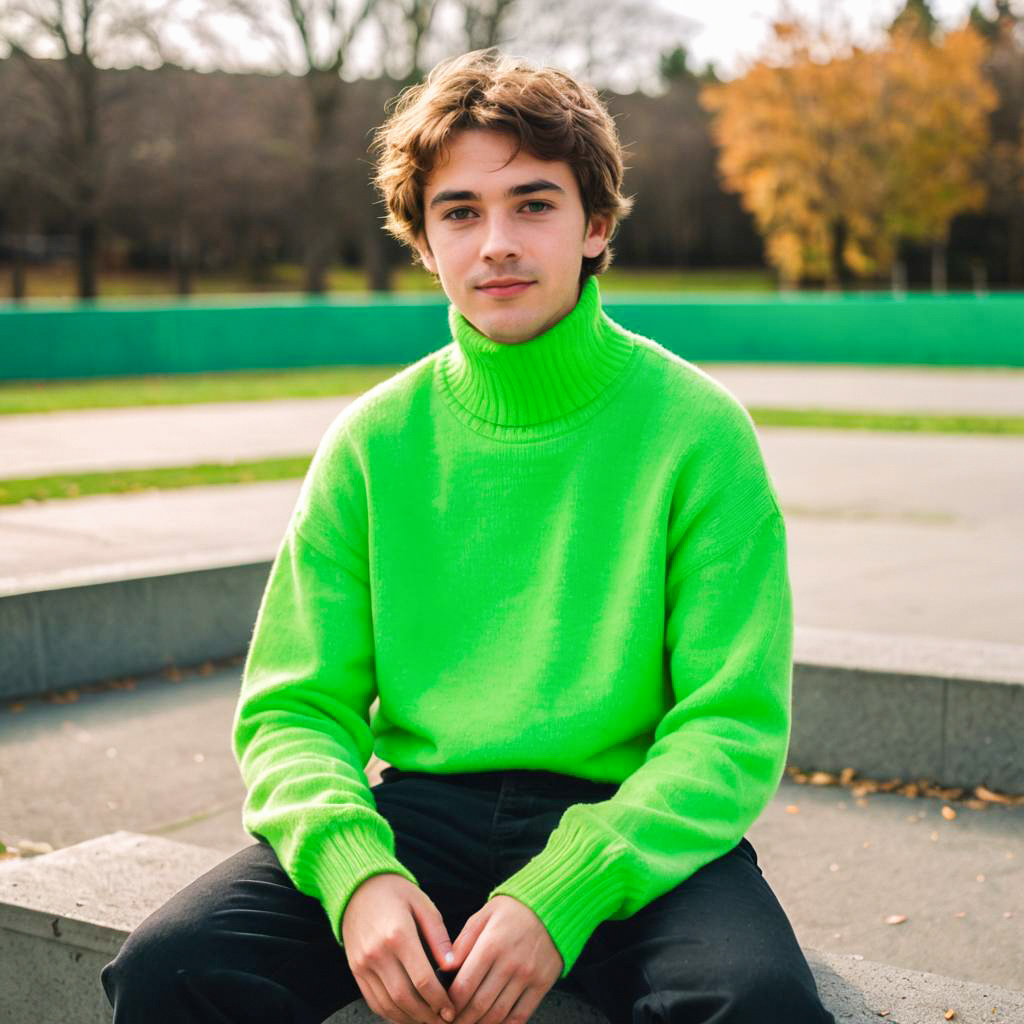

{"left": 341, "top": 872, "right": 459, "bottom": 1024}
{"left": 444, "top": 895, "right": 564, "bottom": 1024}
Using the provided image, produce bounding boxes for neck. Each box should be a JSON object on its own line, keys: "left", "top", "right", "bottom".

{"left": 439, "top": 275, "right": 638, "bottom": 433}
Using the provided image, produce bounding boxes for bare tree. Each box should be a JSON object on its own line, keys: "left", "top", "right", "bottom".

{"left": 200, "top": 0, "right": 384, "bottom": 294}
{"left": 449, "top": 0, "right": 695, "bottom": 93}
{"left": 0, "top": 0, "right": 179, "bottom": 297}
{"left": 376, "top": 0, "right": 440, "bottom": 86}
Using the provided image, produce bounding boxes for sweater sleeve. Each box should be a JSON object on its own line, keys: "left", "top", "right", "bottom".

{"left": 231, "top": 415, "right": 419, "bottom": 947}
{"left": 486, "top": 408, "right": 793, "bottom": 979}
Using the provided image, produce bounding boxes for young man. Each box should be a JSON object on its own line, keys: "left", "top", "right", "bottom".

{"left": 100, "top": 49, "right": 835, "bottom": 1024}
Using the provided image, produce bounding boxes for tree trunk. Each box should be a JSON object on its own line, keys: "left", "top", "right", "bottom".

{"left": 890, "top": 258, "right": 907, "bottom": 294}
{"left": 828, "top": 217, "right": 851, "bottom": 292}
{"left": 77, "top": 217, "right": 99, "bottom": 299}
{"left": 75, "top": 53, "right": 101, "bottom": 300}
{"left": 11, "top": 235, "right": 27, "bottom": 301}
{"left": 364, "top": 227, "right": 394, "bottom": 292}
{"left": 303, "top": 70, "right": 343, "bottom": 296}
{"left": 971, "top": 257, "right": 987, "bottom": 296}
{"left": 1008, "top": 206, "right": 1024, "bottom": 288}
{"left": 173, "top": 219, "right": 194, "bottom": 296}
{"left": 931, "top": 240, "right": 947, "bottom": 294}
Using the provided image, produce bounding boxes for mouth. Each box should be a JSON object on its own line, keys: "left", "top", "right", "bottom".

{"left": 476, "top": 280, "right": 535, "bottom": 298}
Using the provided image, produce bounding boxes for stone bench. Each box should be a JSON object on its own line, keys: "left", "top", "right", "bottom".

{"left": 1, "top": 831, "right": 1022, "bottom": 1024}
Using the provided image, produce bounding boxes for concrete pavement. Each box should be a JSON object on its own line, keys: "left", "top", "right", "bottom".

{"left": 1, "top": 662, "right": 1021, "bottom": 991}
{"left": 2, "top": 362, "right": 1022, "bottom": 479}
{"left": 3, "top": 425, "right": 1022, "bottom": 646}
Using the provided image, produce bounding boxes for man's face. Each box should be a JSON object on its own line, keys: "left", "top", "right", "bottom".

{"left": 414, "top": 128, "right": 610, "bottom": 345}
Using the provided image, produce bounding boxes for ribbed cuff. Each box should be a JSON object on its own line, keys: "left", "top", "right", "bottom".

{"left": 486, "top": 820, "right": 625, "bottom": 979}
{"left": 293, "top": 821, "right": 420, "bottom": 946}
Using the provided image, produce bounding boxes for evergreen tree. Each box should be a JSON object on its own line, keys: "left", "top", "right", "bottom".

{"left": 889, "top": 0, "right": 939, "bottom": 41}
{"left": 659, "top": 45, "right": 695, "bottom": 85}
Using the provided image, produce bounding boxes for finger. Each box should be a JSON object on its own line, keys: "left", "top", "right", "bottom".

{"left": 380, "top": 956, "right": 447, "bottom": 1024}
{"left": 403, "top": 925, "right": 460, "bottom": 1021}
{"left": 502, "top": 982, "right": 545, "bottom": 1024}
{"left": 451, "top": 960, "right": 503, "bottom": 1024}
{"left": 410, "top": 895, "right": 457, "bottom": 975}
{"left": 363, "top": 969, "right": 418, "bottom": 1024}
{"left": 449, "top": 912, "right": 488, "bottom": 972}
{"left": 474, "top": 974, "right": 522, "bottom": 1024}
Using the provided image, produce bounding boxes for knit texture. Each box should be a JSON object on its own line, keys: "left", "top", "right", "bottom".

{"left": 231, "top": 274, "right": 794, "bottom": 979}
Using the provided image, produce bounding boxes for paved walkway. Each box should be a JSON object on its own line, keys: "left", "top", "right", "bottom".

{"left": 1, "top": 663, "right": 1020, "bottom": 990}
{"left": 2, "top": 363, "right": 1022, "bottom": 478}
{"left": 2, "top": 426, "right": 1022, "bottom": 646}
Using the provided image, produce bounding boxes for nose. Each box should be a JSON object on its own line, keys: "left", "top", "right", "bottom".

{"left": 479, "top": 212, "right": 522, "bottom": 263}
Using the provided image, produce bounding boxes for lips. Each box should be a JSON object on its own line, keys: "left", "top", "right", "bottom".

{"left": 477, "top": 280, "right": 535, "bottom": 297}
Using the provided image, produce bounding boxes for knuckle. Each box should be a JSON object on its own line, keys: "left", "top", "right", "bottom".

{"left": 513, "top": 961, "right": 533, "bottom": 982}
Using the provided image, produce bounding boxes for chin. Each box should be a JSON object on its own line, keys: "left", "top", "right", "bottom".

{"left": 485, "top": 316, "right": 538, "bottom": 345}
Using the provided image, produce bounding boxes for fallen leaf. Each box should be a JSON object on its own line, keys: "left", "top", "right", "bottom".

{"left": 941, "top": 805, "right": 957, "bottom": 821}
{"left": 877, "top": 1012, "right": 890, "bottom": 1018}
{"left": 975, "top": 785, "right": 1013, "bottom": 804}
{"left": 944, "top": 1010, "right": 955, "bottom": 1020}
{"left": 954, "top": 911, "right": 967, "bottom": 918}
{"left": 877, "top": 778, "right": 902, "bottom": 792}
{"left": 785, "top": 804, "right": 800, "bottom": 814}
{"left": 884, "top": 914, "right": 907, "bottom": 925}
{"left": 964, "top": 799, "right": 987, "bottom": 811}
{"left": 840, "top": 768, "right": 857, "bottom": 784}
{"left": 17, "top": 839, "right": 53, "bottom": 856}
{"left": 809, "top": 771, "right": 836, "bottom": 786}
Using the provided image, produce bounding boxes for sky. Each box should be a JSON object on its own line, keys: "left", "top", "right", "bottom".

{"left": 668, "top": 0, "right": 1008, "bottom": 78}
{"left": 3, "top": 0, "right": 1016, "bottom": 83}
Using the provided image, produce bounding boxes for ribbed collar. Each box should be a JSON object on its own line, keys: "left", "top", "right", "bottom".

{"left": 438, "top": 275, "right": 638, "bottom": 437}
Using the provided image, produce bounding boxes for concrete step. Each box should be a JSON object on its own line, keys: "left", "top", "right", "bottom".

{"left": 2, "top": 831, "right": 1021, "bottom": 1024}
{"left": 3, "top": 535, "right": 1022, "bottom": 792}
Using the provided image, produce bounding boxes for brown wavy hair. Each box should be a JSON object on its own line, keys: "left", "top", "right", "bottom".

{"left": 370, "top": 48, "right": 634, "bottom": 281}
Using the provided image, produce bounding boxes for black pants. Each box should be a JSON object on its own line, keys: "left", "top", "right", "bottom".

{"left": 100, "top": 767, "right": 835, "bottom": 1023}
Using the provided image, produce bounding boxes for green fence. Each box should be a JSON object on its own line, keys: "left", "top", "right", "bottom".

{"left": 1, "top": 290, "right": 1021, "bottom": 379}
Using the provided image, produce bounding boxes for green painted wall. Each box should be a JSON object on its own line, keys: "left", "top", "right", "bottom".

{"left": 1, "top": 290, "right": 1021, "bottom": 379}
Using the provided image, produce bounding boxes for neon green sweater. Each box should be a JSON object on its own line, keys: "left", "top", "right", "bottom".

{"left": 231, "top": 274, "right": 793, "bottom": 979}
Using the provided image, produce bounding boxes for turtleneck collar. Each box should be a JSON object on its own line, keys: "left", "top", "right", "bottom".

{"left": 438, "top": 275, "right": 639, "bottom": 439}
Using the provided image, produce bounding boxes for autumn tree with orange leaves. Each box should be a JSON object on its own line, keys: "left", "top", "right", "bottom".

{"left": 699, "top": 15, "right": 998, "bottom": 289}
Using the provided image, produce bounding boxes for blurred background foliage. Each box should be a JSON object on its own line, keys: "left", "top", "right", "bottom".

{"left": 0, "top": 0, "right": 1022, "bottom": 300}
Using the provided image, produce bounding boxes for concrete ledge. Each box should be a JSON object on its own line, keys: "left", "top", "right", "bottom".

{"left": 3, "top": 558, "right": 1024, "bottom": 792}
{"left": 2, "top": 832, "right": 1022, "bottom": 1024}
{"left": 0, "top": 560, "right": 269, "bottom": 698}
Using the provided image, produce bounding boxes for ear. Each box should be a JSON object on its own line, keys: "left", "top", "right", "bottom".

{"left": 414, "top": 232, "right": 437, "bottom": 274}
{"left": 582, "top": 214, "right": 611, "bottom": 260}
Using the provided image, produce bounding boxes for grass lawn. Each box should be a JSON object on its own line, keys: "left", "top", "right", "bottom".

{"left": 2, "top": 263, "right": 778, "bottom": 301}
{"left": 2, "top": 407, "right": 1020, "bottom": 506}
{"left": 0, "top": 365, "right": 403, "bottom": 415}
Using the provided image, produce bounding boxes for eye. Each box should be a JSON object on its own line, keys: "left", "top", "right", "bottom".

{"left": 442, "top": 207, "right": 476, "bottom": 221}
{"left": 522, "top": 200, "right": 552, "bottom": 213}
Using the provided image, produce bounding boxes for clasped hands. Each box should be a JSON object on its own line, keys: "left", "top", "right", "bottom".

{"left": 342, "top": 872, "right": 564, "bottom": 1024}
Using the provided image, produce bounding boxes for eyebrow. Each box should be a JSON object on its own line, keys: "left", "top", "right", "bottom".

{"left": 428, "top": 179, "right": 566, "bottom": 209}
